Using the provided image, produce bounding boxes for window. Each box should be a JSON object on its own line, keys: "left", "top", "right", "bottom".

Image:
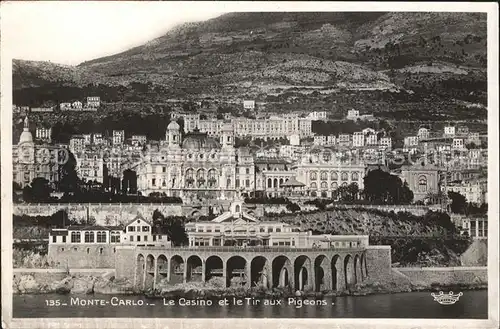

{"left": 245, "top": 179, "right": 250, "bottom": 187}
{"left": 320, "top": 181, "right": 328, "bottom": 189}
{"left": 310, "top": 171, "right": 317, "bottom": 180}
{"left": 320, "top": 171, "right": 328, "bottom": 181}
{"left": 137, "top": 236, "right": 141, "bottom": 242}
{"left": 99, "top": 248, "right": 103, "bottom": 254}
{"left": 130, "top": 236, "right": 134, "bottom": 242}
{"left": 144, "top": 236, "right": 148, "bottom": 242}
{"left": 235, "top": 179, "right": 240, "bottom": 188}
{"left": 52, "top": 236, "right": 56, "bottom": 243}
{"left": 331, "top": 182, "right": 338, "bottom": 190}
{"left": 310, "top": 182, "right": 317, "bottom": 189}
{"left": 276, "top": 228, "right": 281, "bottom": 233}
{"left": 341, "top": 172, "right": 348, "bottom": 181}
{"left": 128, "top": 226, "right": 135, "bottom": 232}
{"left": 110, "top": 232, "right": 120, "bottom": 243}
{"left": 418, "top": 175, "right": 428, "bottom": 193}
{"left": 162, "top": 167, "right": 166, "bottom": 172}
{"left": 352, "top": 172, "right": 359, "bottom": 181}
{"left": 208, "top": 169, "right": 217, "bottom": 187}
{"left": 84, "top": 231, "right": 95, "bottom": 243}
{"left": 152, "top": 178, "right": 156, "bottom": 186}
{"left": 62, "top": 236, "right": 66, "bottom": 243}
{"left": 73, "top": 247, "right": 78, "bottom": 251}
{"left": 96, "top": 231, "right": 107, "bottom": 243}
{"left": 142, "top": 226, "right": 149, "bottom": 232}
{"left": 87, "top": 248, "right": 90, "bottom": 254}
{"left": 71, "top": 231, "right": 81, "bottom": 243}
{"left": 158, "top": 235, "right": 162, "bottom": 240}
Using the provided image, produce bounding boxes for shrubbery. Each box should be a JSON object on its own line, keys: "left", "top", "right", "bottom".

{"left": 244, "top": 197, "right": 290, "bottom": 204}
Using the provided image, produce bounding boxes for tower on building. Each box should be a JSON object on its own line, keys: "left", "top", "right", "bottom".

{"left": 166, "top": 120, "right": 181, "bottom": 147}
{"left": 221, "top": 123, "right": 234, "bottom": 148}
{"left": 19, "top": 116, "right": 34, "bottom": 145}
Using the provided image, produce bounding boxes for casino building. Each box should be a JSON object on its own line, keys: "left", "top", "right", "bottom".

{"left": 135, "top": 121, "right": 255, "bottom": 200}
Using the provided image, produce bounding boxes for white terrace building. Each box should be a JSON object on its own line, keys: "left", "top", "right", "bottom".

{"left": 185, "top": 200, "right": 369, "bottom": 248}
{"left": 49, "top": 215, "right": 171, "bottom": 248}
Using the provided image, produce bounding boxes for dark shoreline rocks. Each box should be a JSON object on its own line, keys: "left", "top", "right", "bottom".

{"left": 13, "top": 273, "right": 488, "bottom": 297}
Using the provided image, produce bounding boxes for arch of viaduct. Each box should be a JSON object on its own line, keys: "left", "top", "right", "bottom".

{"left": 134, "top": 248, "right": 367, "bottom": 293}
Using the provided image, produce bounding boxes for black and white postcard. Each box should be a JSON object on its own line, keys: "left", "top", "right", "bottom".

{"left": 1, "top": 2, "right": 498, "bottom": 329}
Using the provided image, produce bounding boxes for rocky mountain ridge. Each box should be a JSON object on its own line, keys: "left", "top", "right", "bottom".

{"left": 13, "top": 12, "right": 487, "bottom": 114}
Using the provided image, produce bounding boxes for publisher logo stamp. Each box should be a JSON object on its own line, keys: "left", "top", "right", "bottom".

{"left": 431, "top": 291, "right": 463, "bottom": 305}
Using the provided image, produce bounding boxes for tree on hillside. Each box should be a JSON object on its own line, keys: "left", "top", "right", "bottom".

{"left": 286, "top": 202, "right": 300, "bottom": 213}
{"left": 57, "top": 150, "right": 81, "bottom": 194}
{"left": 13, "top": 182, "right": 22, "bottom": 202}
{"left": 363, "top": 169, "right": 413, "bottom": 205}
{"left": 423, "top": 211, "right": 456, "bottom": 232}
{"left": 337, "top": 183, "right": 359, "bottom": 203}
{"left": 152, "top": 210, "right": 188, "bottom": 246}
{"left": 122, "top": 169, "right": 138, "bottom": 194}
{"left": 402, "top": 182, "right": 414, "bottom": 203}
{"left": 23, "top": 177, "right": 52, "bottom": 202}
{"left": 448, "top": 191, "right": 467, "bottom": 214}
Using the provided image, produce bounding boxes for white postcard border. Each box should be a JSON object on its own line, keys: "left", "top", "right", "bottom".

{"left": 1, "top": 2, "right": 499, "bottom": 329}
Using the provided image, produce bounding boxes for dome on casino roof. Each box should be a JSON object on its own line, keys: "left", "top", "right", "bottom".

{"left": 19, "top": 131, "right": 33, "bottom": 144}
{"left": 182, "top": 131, "right": 221, "bottom": 150}
{"left": 167, "top": 120, "right": 180, "bottom": 130}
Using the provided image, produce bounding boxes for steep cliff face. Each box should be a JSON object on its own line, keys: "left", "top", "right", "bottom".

{"left": 460, "top": 239, "right": 487, "bottom": 266}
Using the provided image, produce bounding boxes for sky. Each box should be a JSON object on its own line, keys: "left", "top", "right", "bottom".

{"left": 1, "top": 1, "right": 226, "bottom": 65}
{"left": 2, "top": 2, "right": 495, "bottom": 66}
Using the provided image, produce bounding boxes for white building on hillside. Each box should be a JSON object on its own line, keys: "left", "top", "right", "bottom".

{"left": 418, "top": 128, "right": 430, "bottom": 140}
{"left": 306, "top": 111, "right": 327, "bottom": 121}
{"left": 346, "top": 110, "right": 359, "bottom": 120}
{"left": 243, "top": 100, "right": 255, "bottom": 110}
{"left": 352, "top": 132, "right": 365, "bottom": 147}
{"left": 444, "top": 126, "right": 456, "bottom": 137}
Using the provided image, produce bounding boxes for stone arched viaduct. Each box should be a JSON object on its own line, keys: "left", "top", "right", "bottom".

{"left": 133, "top": 247, "right": 368, "bottom": 293}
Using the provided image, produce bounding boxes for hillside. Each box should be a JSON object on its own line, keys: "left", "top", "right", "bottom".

{"left": 12, "top": 12, "right": 487, "bottom": 118}
{"left": 266, "top": 208, "right": 471, "bottom": 266}
{"left": 12, "top": 60, "right": 104, "bottom": 90}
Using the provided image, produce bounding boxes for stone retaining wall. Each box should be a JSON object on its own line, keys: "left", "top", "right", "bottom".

{"left": 396, "top": 266, "right": 487, "bottom": 285}
{"left": 14, "top": 203, "right": 183, "bottom": 225}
